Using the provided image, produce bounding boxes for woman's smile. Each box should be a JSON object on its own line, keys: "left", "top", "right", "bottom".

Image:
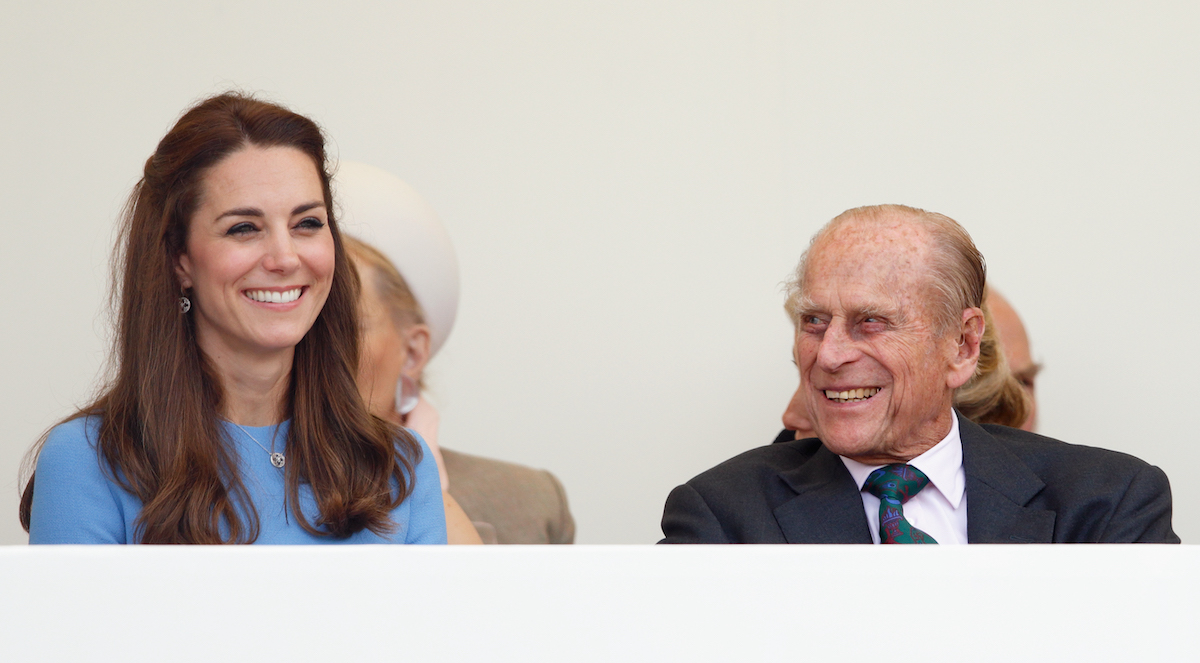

{"left": 244, "top": 286, "right": 306, "bottom": 305}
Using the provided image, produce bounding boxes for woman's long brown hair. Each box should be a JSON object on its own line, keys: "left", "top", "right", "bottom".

{"left": 19, "top": 93, "right": 421, "bottom": 542}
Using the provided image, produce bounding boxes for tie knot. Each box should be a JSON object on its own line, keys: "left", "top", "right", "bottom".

{"left": 863, "top": 464, "right": 930, "bottom": 505}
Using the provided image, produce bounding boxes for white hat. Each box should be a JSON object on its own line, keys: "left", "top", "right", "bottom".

{"left": 334, "top": 161, "right": 460, "bottom": 356}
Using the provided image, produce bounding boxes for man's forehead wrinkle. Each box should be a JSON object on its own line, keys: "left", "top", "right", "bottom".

{"left": 810, "top": 231, "right": 930, "bottom": 286}
{"left": 802, "top": 216, "right": 941, "bottom": 329}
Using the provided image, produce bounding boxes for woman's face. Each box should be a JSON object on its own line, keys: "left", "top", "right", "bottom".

{"left": 355, "top": 263, "right": 410, "bottom": 419}
{"left": 176, "top": 145, "right": 335, "bottom": 363}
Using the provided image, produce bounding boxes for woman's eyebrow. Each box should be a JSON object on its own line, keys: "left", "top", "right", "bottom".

{"left": 213, "top": 202, "right": 324, "bottom": 220}
{"left": 215, "top": 206, "right": 263, "bottom": 220}
{"left": 293, "top": 201, "right": 325, "bottom": 215}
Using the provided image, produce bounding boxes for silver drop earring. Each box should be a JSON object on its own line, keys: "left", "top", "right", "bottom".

{"left": 180, "top": 296, "right": 191, "bottom": 313}
{"left": 395, "top": 375, "right": 419, "bottom": 416}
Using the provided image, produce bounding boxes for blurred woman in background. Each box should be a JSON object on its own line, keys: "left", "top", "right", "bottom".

{"left": 338, "top": 162, "right": 574, "bottom": 544}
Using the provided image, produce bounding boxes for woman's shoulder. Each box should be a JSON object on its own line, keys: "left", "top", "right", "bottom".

{"left": 38, "top": 416, "right": 105, "bottom": 472}
{"left": 389, "top": 427, "right": 433, "bottom": 468}
{"left": 30, "top": 415, "right": 134, "bottom": 544}
{"left": 401, "top": 427, "right": 429, "bottom": 451}
{"left": 45, "top": 414, "right": 101, "bottom": 444}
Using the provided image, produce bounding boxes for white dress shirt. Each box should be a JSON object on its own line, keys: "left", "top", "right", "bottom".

{"left": 838, "top": 412, "right": 968, "bottom": 544}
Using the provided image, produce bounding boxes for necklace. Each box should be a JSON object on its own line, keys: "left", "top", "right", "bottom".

{"left": 230, "top": 422, "right": 285, "bottom": 469}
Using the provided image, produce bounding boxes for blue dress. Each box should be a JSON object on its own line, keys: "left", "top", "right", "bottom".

{"left": 27, "top": 417, "right": 447, "bottom": 544}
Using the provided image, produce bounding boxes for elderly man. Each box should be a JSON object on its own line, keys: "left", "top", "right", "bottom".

{"left": 661, "top": 204, "right": 1178, "bottom": 544}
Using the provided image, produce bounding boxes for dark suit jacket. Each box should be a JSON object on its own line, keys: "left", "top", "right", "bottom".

{"left": 660, "top": 413, "right": 1180, "bottom": 544}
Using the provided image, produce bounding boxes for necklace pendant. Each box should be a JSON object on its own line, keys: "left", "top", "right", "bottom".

{"left": 270, "top": 452, "right": 286, "bottom": 469}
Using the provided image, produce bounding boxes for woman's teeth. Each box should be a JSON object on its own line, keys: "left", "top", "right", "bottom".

{"left": 246, "top": 288, "right": 301, "bottom": 304}
{"left": 824, "top": 387, "right": 880, "bottom": 403}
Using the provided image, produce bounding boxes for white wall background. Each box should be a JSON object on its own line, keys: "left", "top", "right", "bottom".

{"left": 1, "top": 1, "right": 1196, "bottom": 545}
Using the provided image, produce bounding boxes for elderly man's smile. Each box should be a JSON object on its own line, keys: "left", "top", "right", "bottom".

{"left": 823, "top": 387, "right": 881, "bottom": 403}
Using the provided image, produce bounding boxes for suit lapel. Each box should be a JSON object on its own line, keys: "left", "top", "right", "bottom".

{"left": 960, "top": 415, "right": 1056, "bottom": 543}
{"left": 773, "top": 445, "right": 872, "bottom": 544}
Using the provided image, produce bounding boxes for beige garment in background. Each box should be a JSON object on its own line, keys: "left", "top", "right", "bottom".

{"left": 443, "top": 448, "right": 575, "bottom": 545}
{"left": 406, "top": 396, "right": 574, "bottom": 544}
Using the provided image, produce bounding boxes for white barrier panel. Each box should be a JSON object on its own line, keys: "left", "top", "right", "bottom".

{"left": 1, "top": 545, "right": 1196, "bottom": 662}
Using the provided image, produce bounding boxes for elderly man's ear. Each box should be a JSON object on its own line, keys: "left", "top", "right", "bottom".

{"left": 946, "top": 307, "right": 985, "bottom": 389}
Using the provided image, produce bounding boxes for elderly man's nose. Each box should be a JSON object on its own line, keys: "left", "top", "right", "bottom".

{"left": 815, "top": 324, "right": 858, "bottom": 371}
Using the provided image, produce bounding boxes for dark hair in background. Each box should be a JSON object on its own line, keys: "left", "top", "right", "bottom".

{"left": 19, "top": 92, "right": 421, "bottom": 542}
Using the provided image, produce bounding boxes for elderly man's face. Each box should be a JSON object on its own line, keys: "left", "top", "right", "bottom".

{"left": 795, "top": 219, "right": 978, "bottom": 463}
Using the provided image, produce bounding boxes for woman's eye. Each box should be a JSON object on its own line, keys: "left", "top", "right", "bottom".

{"left": 226, "top": 222, "right": 257, "bottom": 236}
{"left": 296, "top": 216, "right": 325, "bottom": 230}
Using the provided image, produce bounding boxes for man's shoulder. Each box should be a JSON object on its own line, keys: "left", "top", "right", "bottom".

{"left": 965, "top": 420, "right": 1178, "bottom": 543}
{"left": 684, "top": 437, "right": 827, "bottom": 490}
{"left": 662, "top": 436, "right": 860, "bottom": 544}
{"left": 972, "top": 423, "right": 1158, "bottom": 479}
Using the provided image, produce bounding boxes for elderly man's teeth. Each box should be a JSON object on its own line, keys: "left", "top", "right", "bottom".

{"left": 823, "top": 387, "right": 880, "bottom": 403}
{"left": 247, "top": 289, "right": 301, "bottom": 304}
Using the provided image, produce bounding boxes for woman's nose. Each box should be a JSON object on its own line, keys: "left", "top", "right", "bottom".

{"left": 263, "top": 230, "right": 300, "bottom": 273}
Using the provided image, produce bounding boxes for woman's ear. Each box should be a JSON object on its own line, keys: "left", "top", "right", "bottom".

{"left": 175, "top": 253, "right": 194, "bottom": 290}
{"left": 400, "top": 324, "right": 432, "bottom": 378}
{"left": 946, "top": 307, "right": 984, "bottom": 390}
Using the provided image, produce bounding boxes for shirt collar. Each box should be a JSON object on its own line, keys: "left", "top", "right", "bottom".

{"left": 837, "top": 411, "right": 965, "bottom": 508}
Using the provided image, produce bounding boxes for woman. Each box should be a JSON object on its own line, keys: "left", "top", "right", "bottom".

{"left": 19, "top": 93, "right": 446, "bottom": 544}
{"left": 338, "top": 162, "right": 575, "bottom": 544}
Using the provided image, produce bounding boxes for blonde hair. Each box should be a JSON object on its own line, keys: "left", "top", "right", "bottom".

{"left": 343, "top": 235, "right": 425, "bottom": 330}
{"left": 784, "top": 204, "right": 1029, "bottom": 428}
{"left": 952, "top": 296, "right": 1031, "bottom": 428}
